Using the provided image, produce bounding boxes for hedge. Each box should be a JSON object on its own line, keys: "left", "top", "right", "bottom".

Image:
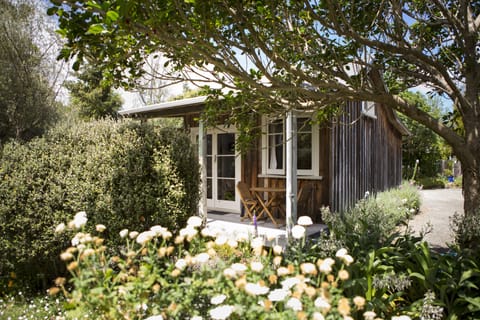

{"left": 0, "top": 119, "right": 200, "bottom": 289}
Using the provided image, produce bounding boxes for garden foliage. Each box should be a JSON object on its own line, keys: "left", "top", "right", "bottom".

{"left": 0, "top": 120, "right": 200, "bottom": 289}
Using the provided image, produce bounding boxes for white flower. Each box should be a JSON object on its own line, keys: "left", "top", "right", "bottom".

{"left": 201, "top": 227, "right": 214, "bottom": 237}
{"left": 150, "top": 225, "right": 166, "bottom": 236}
{"left": 227, "top": 239, "right": 238, "bottom": 248}
{"left": 231, "top": 263, "right": 247, "bottom": 275}
{"left": 281, "top": 277, "right": 300, "bottom": 290}
{"left": 343, "top": 254, "right": 354, "bottom": 265}
{"left": 55, "top": 223, "right": 66, "bottom": 233}
{"left": 250, "top": 261, "right": 264, "bottom": 273}
{"left": 210, "top": 294, "right": 227, "bottom": 305}
{"left": 72, "top": 211, "right": 87, "bottom": 229}
{"left": 244, "top": 283, "right": 269, "bottom": 295}
{"left": 297, "top": 216, "right": 313, "bottom": 226}
{"left": 286, "top": 297, "right": 302, "bottom": 311}
{"left": 391, "top": 316, "right": 412, "bottom": 320}
{"left": 363, "top": 311, "right": 376, "bottom": 320}
{"left": 96, "top": 224, "right": 106, "bottom": 232}
{"left": 312, "top": 312, "right": 325, "bottom": 320}
{"left": 175, "top": 258, "right": 187, "bottom": 270}
{"left": 250, "top": 237, "right": 264, "bottom": 249}
{"left": 300, "top": 262, "right": 317, "bottom": 275}
{"left": 318, "top": 258, "right": 335, "bottom": 274}
{"left": 129, "top": 231, "right": 139, "bottom": 239}
{"left": 60, "top": 251, "right": 73, "bottom": 261}
{"left": 291, "top": 225, "right": 306, "bottom": 239}
{"left": 209, "top": 305, "right": 234, "bottom": 320}
{"left": 180, "top": 226, "right": 198, "bottom": 241}
{"left": 223, "top": 268, "right": 236, "bottom": 279}
{"left": 268, "top": 288, "right": 290, "bottom": 302}
{"left": 314, "top": 297, "right": 331, "bottom": 311}
{"left": 144, "top": 315, "right": 163, "bottom": 320}
{"left": 195, "top": 253, "right": 210, "bottom": 264}
{"left": 190, "top": 317, "right": 203, "bottom": 320}
{"left": 277, "top": 267, "right": 290, "bottom": 276}
{"left": 119, "top": 229, "right": 129, "bottom": 238}
{"left": 215, "top": 235, "right": 228, "bottom": 246}
{"left": 187, "top": 216, "right": 203, "bottom": 228}
{"left": 335, "top": 248, "right": 348, "bottom": 259}
{"left": 136, "top": 230, "right": 156, "bottom": 245}
{"left": 273, "top": 245, "right": 283, "bottom": 255}
{"left": 235, "top": 232, "right": 249, "bottom": 242}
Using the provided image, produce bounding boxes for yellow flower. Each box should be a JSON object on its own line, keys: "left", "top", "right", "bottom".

{"left": 273, "top": 256, "right": 282, "bottom": 267}
{"left": 338, "top": 269, "right": 349, "bottom": 281}
{"left": 263, "top": 299, "right": 272, "bottom": 311}
{"left": 338, "top": 298, "right": 351, "bottom": 316}
{"left": 158, "top": 247, "right": 167, "bottom": 258}
{"left": 48, "top": 287, "right": 60, "bottom": 296}
{"left": 305, "top": 286, "right": 316, "bottom": 298}
{"left": 67, "top": 261, "right": 78, "bottom": 271}
{"left": 166, "top": 246, "right": 175, "bottom": 256}
{"left": 235, "top": 276, "right": 247, "bottom": 289}
{"left": 171, "top": 269, "right": 181, "bottom": 277}
{"left": 296, "top": 311, "right": 307, "bottom": 320}
{"left": 269, "top": 274, "right": 278, "bottom": 285}
{"left": 353, "top": 296, "right": 366, "bottom": 309}
{"left": 55, "top": 277, "right": 66, "bottom": 286}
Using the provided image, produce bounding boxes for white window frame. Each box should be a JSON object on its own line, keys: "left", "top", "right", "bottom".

{"left": 261, "top": 114, "right": 319, "bottom": 176}
{"left": 362, "top": 101, "right": 377, "bottom": 118}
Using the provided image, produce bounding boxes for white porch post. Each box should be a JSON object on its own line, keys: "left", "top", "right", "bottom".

{"left": 198, "top": 120, "right": 208, "bottom": 224}
{"left": 285, "top": 110, "right": 297, "bottom": 240}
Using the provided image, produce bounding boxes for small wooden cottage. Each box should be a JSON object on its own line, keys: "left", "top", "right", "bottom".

{"left": 120, "top": 96, "right": 408, "bottom": 222}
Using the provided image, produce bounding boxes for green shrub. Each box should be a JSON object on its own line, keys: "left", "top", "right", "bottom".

{"left": 321, "top": 181, "right": 421, "bottom": 253}
{"left": 0, "top": 120, "right": 200, "bottom": 289}
{"left": 417, "top": 176, "right": 446, "bottom": 189}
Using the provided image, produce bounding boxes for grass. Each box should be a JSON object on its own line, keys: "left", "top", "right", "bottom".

{"left": 0, "top": 291, "right": 66, "bottom": 319}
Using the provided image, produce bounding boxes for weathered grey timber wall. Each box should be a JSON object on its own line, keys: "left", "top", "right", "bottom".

{"left": 330, "top": 101, "right": 403, "bottom": 212}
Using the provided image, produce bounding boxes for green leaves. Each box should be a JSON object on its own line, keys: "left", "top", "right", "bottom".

{"left": 86, "top": 24, "right": 105, "bottom": 35}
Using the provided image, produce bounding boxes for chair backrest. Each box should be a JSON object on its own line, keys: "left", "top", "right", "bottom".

{"left": 298, "top": 183, "right": 314, "bottom": 203}
{"left": 237, "top": 181, "right": 254, "bottom": 202}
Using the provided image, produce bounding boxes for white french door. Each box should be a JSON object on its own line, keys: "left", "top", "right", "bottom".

{"left": 193, "top": 127, "right": 241, "bottom": 213}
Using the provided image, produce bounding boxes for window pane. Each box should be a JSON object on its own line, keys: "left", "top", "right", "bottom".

{"left": 207, "top": 155, "right": 213, "bottom": 177}
{"left": 217, "top": 155, "right": 235, "bottom": 178}
{"left": 298, "top": 133, "right": 312, "bottom": 170}
{"left": 268, "top": 134, "right": 283, "bottom": 170}
{"left": 206, "top": 134, "right": 212, "bottom": 155}
{"left": 217, "top": 133, "right": 235, "bottom": 155}
{"left": 297, "top": 118, "right": 311, "bottom": 132}
{"left": 297, "top": 118, "right": 312, "bottom": 171}
{"left": 207, "top": 178, "right": 212, "bottom": 199}
{"left": 269, "top": 119, "right": 283, "bottom": 134}
{"left": 217, "top": 179, "right": 236, "bottom": 201}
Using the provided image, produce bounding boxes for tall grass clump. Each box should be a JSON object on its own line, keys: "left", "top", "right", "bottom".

{"left": 0, "top": 119, "right": 200, "bottom": 290}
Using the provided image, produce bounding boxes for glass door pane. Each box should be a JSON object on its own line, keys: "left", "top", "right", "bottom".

{"left": 216, "top": 133, "right": 236, "bottom": 202}
{"left": 206, "top": 134, "right": 213, "bottom": 199}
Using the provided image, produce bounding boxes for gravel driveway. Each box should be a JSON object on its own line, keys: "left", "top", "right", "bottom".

{"left": 407, "top": 188, "right": 464, "bottom": 251}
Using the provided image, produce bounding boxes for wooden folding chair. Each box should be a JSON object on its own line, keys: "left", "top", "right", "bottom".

{"left": 297, "top": 182, "right": 314, "bottom": 217}
{"left": 236, "top": 181, "right": 260, "bottom": 221}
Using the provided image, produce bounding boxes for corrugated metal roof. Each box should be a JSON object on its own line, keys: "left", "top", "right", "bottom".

{"left": 119, "top": 96, "right": 208, "bottom": 118}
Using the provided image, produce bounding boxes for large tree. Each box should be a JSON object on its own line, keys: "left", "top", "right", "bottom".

{"left": 49, "top": 1, "right": 479, "bottom": 219}
{"left": 0, "top": 0, "right": 59, "bottom": 142}
{"left": 65, "top": 65, "right": 122, "bottom": 120}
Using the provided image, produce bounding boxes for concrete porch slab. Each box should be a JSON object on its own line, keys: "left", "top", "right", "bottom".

{"left": 205, "top": 211, "right": 327, "bottom": 247}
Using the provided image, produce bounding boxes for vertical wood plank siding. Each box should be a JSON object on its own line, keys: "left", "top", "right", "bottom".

{"left": 330, "top": 102, "right": 403, "bottom": 212}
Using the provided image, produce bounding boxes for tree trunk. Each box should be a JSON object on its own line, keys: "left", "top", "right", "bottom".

{"left": 454, "top": 142, "right": 480, "bottom": 250}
